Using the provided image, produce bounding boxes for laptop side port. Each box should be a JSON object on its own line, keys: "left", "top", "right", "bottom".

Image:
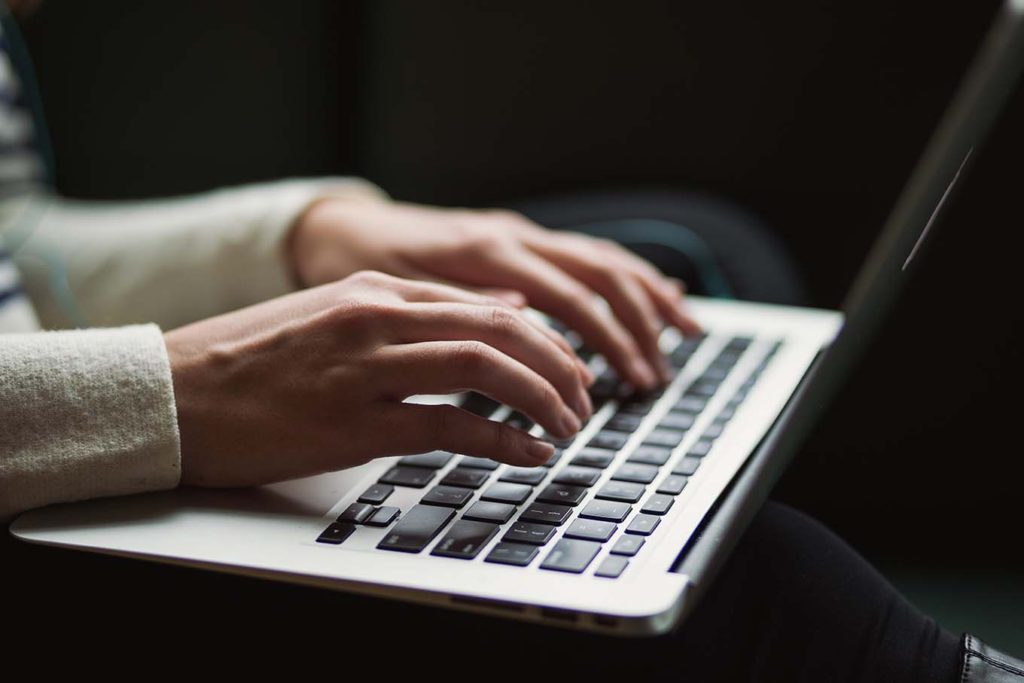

{"left": 540, "top": 608, "right": 578, "bottom": 623}
{"left": 450, "top": 595, "right": 524, "bottom": 613}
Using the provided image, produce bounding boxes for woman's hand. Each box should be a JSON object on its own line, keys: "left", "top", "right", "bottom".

{"left": 288, "top": 201, "right": 702, "bottom": 390}
{"left": 165, "top": 271, "right": 593, "bottom": 488}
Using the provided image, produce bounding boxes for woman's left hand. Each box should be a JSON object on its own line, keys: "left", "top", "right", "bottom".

{"left": 288, "top": 200, "right": 702, "bottom": 390}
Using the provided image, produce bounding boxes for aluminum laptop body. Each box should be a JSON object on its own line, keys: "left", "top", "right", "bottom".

{"left": 11, "top": 0, "right": 1024, "bottom": 638}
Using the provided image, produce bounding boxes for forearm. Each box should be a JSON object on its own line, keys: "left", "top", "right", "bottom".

{"left": 0, "top": 325, "right": 180, "bottom": 522}
{"left": 6, "top": 177, "right": 387, "bottom": 329}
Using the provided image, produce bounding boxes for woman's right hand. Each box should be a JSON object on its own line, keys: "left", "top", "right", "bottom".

{"left": 164, "top": 270, "right": 593, "bottom": 488}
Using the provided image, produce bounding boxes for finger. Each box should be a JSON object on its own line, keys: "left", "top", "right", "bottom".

{"left": 590, "top": 242, "right": 703, "bottom": 336}
{"left": 527, "top": 315, "right": 596, "bottom": 387}
{"left": 479, "top": 288, "right": 528, "bottom": 308}
{"left": 641, "top": 277, "right": 703, "bottom": 337}
{"left": 479, "top": 249, "right": 658, "bottom": 389}
{"left": 381, "top": 274, "right": 521, "bottom": 309}
{"left": 391, "top": 303, "right": 592, "bottom": 419}
{"left": 375, "top": 403, "right": 555, "bottom": 466}
{"left": 394, "top": 261, "right": 590, "bottom": 382}
{"left": 523, "top": 240, "right": 670, "bottom": 382}
{"left": 372, "top": 341, "right": 583, "bottom": 439}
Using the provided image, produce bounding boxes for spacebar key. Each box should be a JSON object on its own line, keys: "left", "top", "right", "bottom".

{"left": 377, "top": 504, "right": 455, "bottom": 553}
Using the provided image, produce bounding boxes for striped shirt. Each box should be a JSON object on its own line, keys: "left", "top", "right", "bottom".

{"left": 0, "top": 13, "right": 44, "bottom": 332}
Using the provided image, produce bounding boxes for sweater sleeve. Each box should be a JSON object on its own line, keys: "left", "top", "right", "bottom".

{"left": 0, "top": 324, "right": 180, "bottom": 522}
{"left": 8, "top": 176, "right": 388, "bottom": 330}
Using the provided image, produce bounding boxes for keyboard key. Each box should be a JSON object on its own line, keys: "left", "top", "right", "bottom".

{"left": 536, "top": 483, "right": 588, "bottom": 506}
{"left": 588, "top": 431, "right": 630, "bottom": 451}
{"left": 658, "top": 412, "right": 696, "bottom": 431}
{"left": 399, "top": 451, "right": 453, "bottom": 469}
{"left": 564, "top": 519, "right": 617, "bottom": 542}
{"left": 499, "top": 467, "right": 548, "bottom": 486}
{"left": 702, "top": 423, "right": 725, "bottom": 440}
{"left": 626, "top": 514, "right": 662, "bottom": 536}
{"left": 579, "top": 500, "right": 632, "bottom": 523}
{"left": 364, "top": 505, "right": 400, "bottom": 527}
{"left": 463, "top": 501, "right": 517, "bottom": 524}
{"left": 641, "top": 494, "right": 675, "bottom": 515}
{"left": 595, "top": 556, "right": 629, "bottom": 578}
{"left": 628, "top": 445, "right": 673, "bottom": 466}
{"left": 688, "top": 439, "right": 714, "bottom": 458}
{"left": 316, "top": 522, "right": 355, "bottom": 545}
{"left": 337, "top": 502, "right": 375, "bottom": 524}
{"left": 504, "top": 411, "right": 534, "bottom": 431}
{"left": 541, "top": 449, "right": 564, "bottom": 468}
{"left": 540, "top": 539, "right": 602, "bottom": 574}
{"left": 503, "top": 521, "right": 557, "bottom": 545}
{"left": 605, "top": 413, "right": 645, "bottom": 432}
{"left": 519, "top": 502, "right": 573, "bottom": 526}
{"left": 358, "top": 483, "right": 394, "bottom": 505}
{"left": 377, "top": 504, "right": 455, "bottom": 553}
{"left": 596, "top": 481, "right": 646, "bottom": 503}
{"left": 554, "top": 466, "right": 602, "bottom": 487}
{"left": 379, "top": 466, "right": 436, "bottom": 488}
{"left": 612, "top": 463, "right": 660, "bottom": 484}
{"left": 485, "top": 542, "right": 539, "bottom": 567}
{"left": 656, "top": 475, "right": 688, "bottom": 495}
{"left": 459, "top": 457, "right": 501, "bottom": 470}
{"left": 461, "top": 392, "right": 500, "bottom": 417}
{"left": 431, "top": 520, "right": 500, "bottom": 559}
{"left": 421, "top": 485, "right": 474, "bottom": 508}
{"left": 727, "top": 335, "right": 754, "bottom": 350}
{"left": 617, "top": 398, "right": 658, "bottom": 415}
{"left": 441, "top": 467, "right": 491, "bottom": 489}
{"left": 541, "top": 432, "right": 575, "bottom": 449}
{"left": 674, "top": 396, "right": 707, "bottom": 414}
{"left": 481, "top": 482, "right": 533, "bottom": 505}
{"left": 673, "top": 457, "right": 701, "bottom": 476}
{"left": 572, "top": 447, "right": 615, "bottom": 469}
{"left": 686, "top": 380, "right": 720, "bottom": 397}
{"left": 644, "top": 428, "right": 686, "bottom": 448}
{"left": 610, "top": 535, "right": 645, "bottom": 556}
{"left": 588, "top": 370, "right": 627, "bottom": 402}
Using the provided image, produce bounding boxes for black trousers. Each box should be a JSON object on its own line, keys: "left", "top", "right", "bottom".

{"left": 2, "top": 501, "right": 961, "bottom": 681}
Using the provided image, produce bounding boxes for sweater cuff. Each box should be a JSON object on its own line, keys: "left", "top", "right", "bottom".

{"left": 0, "top": 324, "right": 180, "bottom": 521}
{"left": 235, "top": 176, "right": 391, "bottom": 301}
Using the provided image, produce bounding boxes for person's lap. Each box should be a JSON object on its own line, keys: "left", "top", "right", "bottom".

{"left": 0, "top": 190, "right": 960, "bottom": 678}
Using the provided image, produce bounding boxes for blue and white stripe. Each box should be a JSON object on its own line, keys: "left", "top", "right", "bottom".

{"left": 0, "top": 15, "right": 44, "bottom": 333}
{"left": 0, "top": 247, "right": 37, "bottom": 330}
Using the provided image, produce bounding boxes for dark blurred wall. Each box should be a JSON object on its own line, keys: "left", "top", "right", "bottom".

{"left": 22, "top": 0, "right": 360, "bottom": 197}
{"left": 20, "top": 0, "right": 1024, "bottom": 559}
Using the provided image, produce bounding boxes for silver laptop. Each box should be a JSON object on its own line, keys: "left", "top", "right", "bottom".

{"left": 11, "top": 0, "right": 1024, "bottom": 637}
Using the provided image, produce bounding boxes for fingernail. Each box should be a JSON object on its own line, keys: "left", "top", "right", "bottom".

{"left": 573, "top": 388, "right": 593, "bottom": 420}
{"left": 577, "top": 359, "right": 596, "bottom": 385}
{"left": 526, "top": 439, "right": 555, "bottom": 463}
{"left": 654, "top": 355, "right": 671, "bottom": 383}
{"left": 631, "top": 358, "right": 658, "bottom": 390}
{"left": 560, "top": 406, "right": 582, "bottom": 436}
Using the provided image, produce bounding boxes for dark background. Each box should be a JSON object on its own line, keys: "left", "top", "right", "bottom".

{"left": 9, "top": 0, "right": 1023, "bottom": 651}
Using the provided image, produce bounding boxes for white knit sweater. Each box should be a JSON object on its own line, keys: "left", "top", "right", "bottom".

{"left": 0, "top": 176, "right": 386, "bottom": 521}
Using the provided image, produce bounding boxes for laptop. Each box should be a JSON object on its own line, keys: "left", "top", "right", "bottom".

{"left": 10, "top": 0, "right": 1024, "bottom": 637}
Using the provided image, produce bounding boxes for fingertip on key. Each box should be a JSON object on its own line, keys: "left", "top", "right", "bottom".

{"left": 526, "top": 438, "right": 555, "bottom": 463}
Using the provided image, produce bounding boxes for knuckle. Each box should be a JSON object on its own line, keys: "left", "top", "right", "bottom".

{"left": 345, "top": 269, "right": 392, "bottom": 288}
{"left": 490, "top": 420, "right": 518, "bottom": 452}
{"left": 450, "top": 340, "right": 494, "bottom": 373}
{"left": 486, "top": 306, "right": 520, "bottom": 336}
{"left": 432, "top": 405, "right": 461, "bottom": 448}
{"left": 462, "top": 231, "right": 508, "bottom": 258}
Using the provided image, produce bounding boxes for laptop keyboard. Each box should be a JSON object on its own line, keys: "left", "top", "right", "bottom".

{"left": 316, "top": 332, "right": 782, "bottom": 579}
